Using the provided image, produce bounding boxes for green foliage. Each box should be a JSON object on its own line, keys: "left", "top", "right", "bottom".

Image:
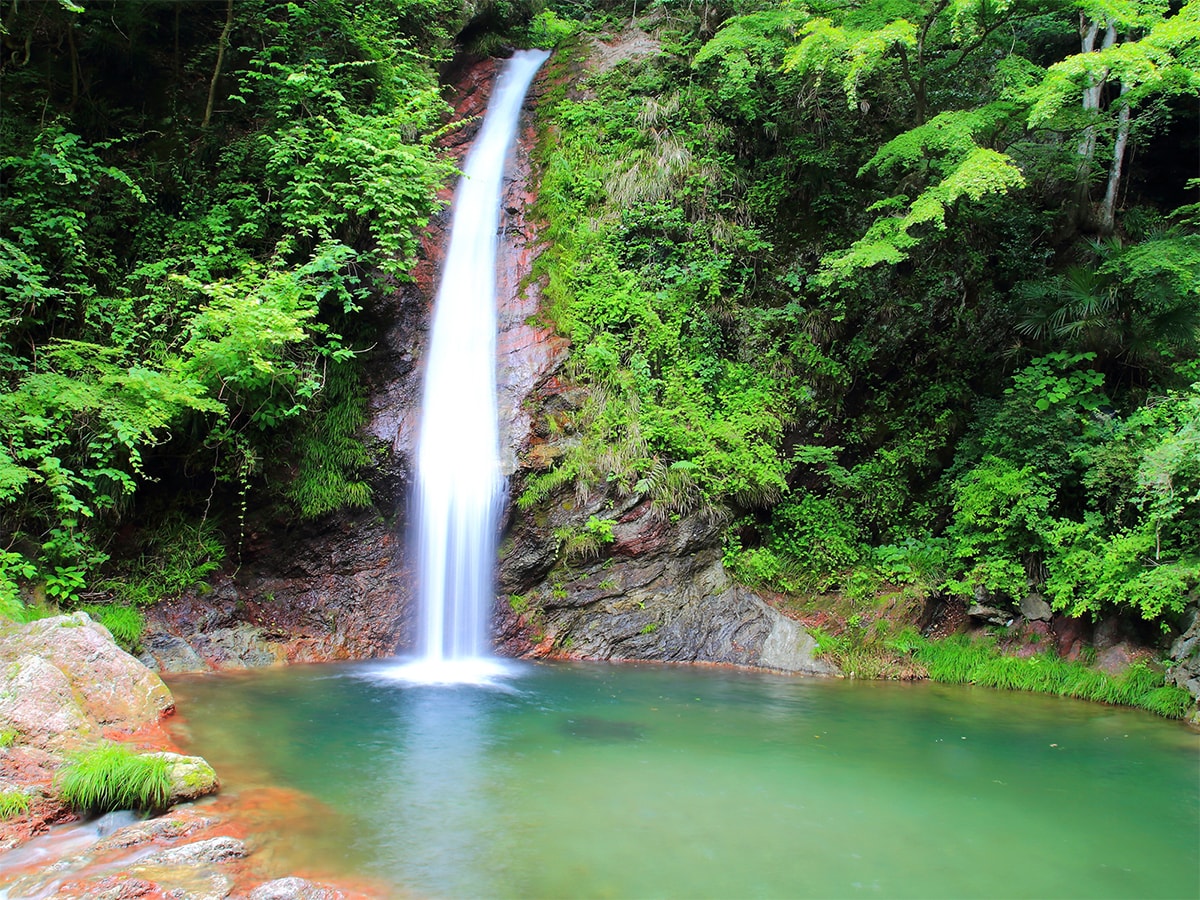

{"left": 79, "top": 604, "right": 145, "bottom": 652}
{"left": 101, "top": 517, "right": 225, "bottom": 608}
{"left": 0, "top": 0, "right": 457, "bottom": 587}
{"left": 0, "top": 790, "right": 32, "bottom": 821}
{"left": 907, "top": 634, "right": 1194, "bottom": 717}
{"left": 282, "top": 356, "right": 373, "bottom": 519}
{"left": 55, "top": 742, "right": 172, "bottom": 814}
{"left": 525, "top": 10, "right": 581, "bottom": 49}
{"left": 0, "top": 728, "right": 17, "bottom": 749}
{"left": 556, "top": 515, "right": 617, "bottom": 561}
{"left": 783, "top": 16, "right": 917, "bottom": 111}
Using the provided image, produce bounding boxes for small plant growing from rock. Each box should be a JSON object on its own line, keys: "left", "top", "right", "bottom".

{"left": 55, "top": 742, "right": 172, "bottom": 814}
{"left": 0, "top": 789, "right": 32, "bottom": 820}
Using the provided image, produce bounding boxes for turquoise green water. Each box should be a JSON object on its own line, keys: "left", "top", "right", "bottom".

{"left": 167, "top": 661, "right": 1199, "bottom": 899}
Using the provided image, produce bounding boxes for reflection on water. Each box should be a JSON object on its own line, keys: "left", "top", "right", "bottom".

{"left": 369, "top": 681, "right": 502, "bottom": 896}
{"left": 165, "top": 661, "right": 1200, "bottom": 899}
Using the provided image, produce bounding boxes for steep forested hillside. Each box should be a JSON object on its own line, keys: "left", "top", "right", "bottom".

{"left": 2, "top": 0, "right": 1197, "bottom": 683}
{"left": 522, "top": 0, "right": 1199, "bottom": 641}
{"left": 0, "top": 0, "right": 473, "bottom": 631}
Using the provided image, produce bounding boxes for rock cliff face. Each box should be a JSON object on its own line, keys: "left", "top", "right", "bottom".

{"left": 495, "top": 491, "right": 833, "bottom": 674}
{"left": 138, "top": 49, "right": 831, "bottom": 679}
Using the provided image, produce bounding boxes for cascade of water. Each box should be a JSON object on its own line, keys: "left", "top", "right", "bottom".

{"left": 411, "top": 50, "right": 549, "bottom": 680}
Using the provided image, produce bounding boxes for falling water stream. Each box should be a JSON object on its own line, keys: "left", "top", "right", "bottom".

{"left": 409, "top": 50, "right": 549, "bottom": 682}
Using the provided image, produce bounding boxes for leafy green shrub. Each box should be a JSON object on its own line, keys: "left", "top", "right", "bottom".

{"left": 555, "top": 515, "right": 617, "bottom": 561}
{"left": 55, "top": 743, "right": 172, "bottom": 814}
{"left": 526, "top": 10, "right": 579, "bottom": 49}
{"left": 100, "top": 516, "right": 224, "bottom": 607}
{"left": 283, "top": 359, "right": 373, "bottom": 519}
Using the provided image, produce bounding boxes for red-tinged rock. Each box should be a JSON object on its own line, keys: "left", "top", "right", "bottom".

{"left": 1052, "top": 615, "right": 1090, "bottom": 657}
{"left": 0, "top": 613, "right": 173, "bottom": 750}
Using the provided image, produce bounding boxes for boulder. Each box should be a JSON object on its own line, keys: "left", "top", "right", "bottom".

{"left": 967, "top": 603, "right": 1011, "bottom": 626}
{"left": 135, "top": 835, "right": 246, "bottom": 867}
{"left": 0, "top": 613, "right": 173, "bottom": 745}
{"left": 0, "top": 653, "right": 96, "bottom": 750}
{"left": 146, "top": 752, "right": 220, "bottom": 803}
{"left": 95, "top": 809, "right": 218, "bottom": 851}
{"left": 1167, "top": 606, "right": 1200, "bottom": 703}
{"left": 1095, "top": 642, "right": 1139, "bottom": 676}
{"left": 1019, "top": 593, "right": 1052, "bottom": 622}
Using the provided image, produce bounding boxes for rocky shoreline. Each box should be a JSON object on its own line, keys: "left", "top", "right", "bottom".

{"left": 0, "top": 613, "right": 367, "bottom": 898}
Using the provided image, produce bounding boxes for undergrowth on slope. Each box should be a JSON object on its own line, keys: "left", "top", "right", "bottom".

{"left": 0, "top": 790, "right": 32, "bottom": 821}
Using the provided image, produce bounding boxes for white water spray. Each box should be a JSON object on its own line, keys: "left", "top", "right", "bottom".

{"left": 409, "top": 50, "right": 549, "bottom": 683}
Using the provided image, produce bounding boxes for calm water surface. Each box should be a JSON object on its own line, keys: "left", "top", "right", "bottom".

{"left": 167, "top": 661, "right": 1199, "bottom": 899}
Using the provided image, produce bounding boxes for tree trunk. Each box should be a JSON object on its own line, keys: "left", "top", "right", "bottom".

{"left": 1098, "top": 80, "right": 1132, "bottom": 235}
{"left": 1074, "top": 15, "right": 1117, "bottom": 230}
{"left": 202, "top": 0, "right": 234, "bottom": 129}
{"left": 67, "top": 21, "right": 79, "bottom": 110}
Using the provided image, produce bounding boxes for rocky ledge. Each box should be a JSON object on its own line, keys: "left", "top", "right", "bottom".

{"left": 496, "top": 487, "right": 836, "bottom": 676}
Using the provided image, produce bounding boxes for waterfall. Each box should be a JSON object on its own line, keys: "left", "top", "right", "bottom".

{"left": 409, "top": 50, "right": 549, "bottom": 681}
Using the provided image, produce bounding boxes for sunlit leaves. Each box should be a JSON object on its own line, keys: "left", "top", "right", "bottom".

{"left": 783, "top": 16, "right": 918, "bottom": 109}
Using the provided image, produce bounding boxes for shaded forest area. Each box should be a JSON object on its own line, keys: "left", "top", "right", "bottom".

{"left": 1, "top": 0, "right": 1198, "bottom": 681}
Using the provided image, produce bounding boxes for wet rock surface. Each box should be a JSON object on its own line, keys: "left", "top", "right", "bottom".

{"left": 247, "top": 876, "right": 349, "bottom": 899}
{"left": 1167, "top": 607, "right": 1200, "bottom": 709}
{"left": 496, "top": 492, "right": 835, "bottom": 675}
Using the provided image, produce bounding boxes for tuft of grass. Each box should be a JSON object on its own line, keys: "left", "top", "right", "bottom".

{"left": 79, "top": 604, "right": 144, "bottom": 652}
{"left": 55, "top": 743, "right": 172, "bottom": 814}
{"left": 0, "top": 789, "right": 32, "bottom": 820}
{"left": 908, "top": 635, "right": 1195, "bottom": 719}
{"left": 0, "top": 727, "right": 18, "bottom": 748}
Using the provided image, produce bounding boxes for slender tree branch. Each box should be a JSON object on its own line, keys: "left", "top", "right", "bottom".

{"left": 202, "top": 0, "right": 234, "bottom": 129}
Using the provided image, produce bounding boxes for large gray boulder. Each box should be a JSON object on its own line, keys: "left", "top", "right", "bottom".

{"left": 498, "top": 496, "right": 836, "bottom": 675}
{"left": 0, "top": 612, "right": 173, "bottom": 750}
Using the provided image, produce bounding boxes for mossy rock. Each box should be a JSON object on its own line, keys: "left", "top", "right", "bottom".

{"left": 146, "top": 752, "right": 220, "bottom": 804}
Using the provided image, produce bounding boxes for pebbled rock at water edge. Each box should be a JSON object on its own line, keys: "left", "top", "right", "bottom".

{"left": 1167, "top": 606, "right": 1200, "bottom": 709}
{"left": 135, "top": 835, "right": 246, "bottom": 868}
{"left": 246, "top": 876, "right": 348, "bottom": 899}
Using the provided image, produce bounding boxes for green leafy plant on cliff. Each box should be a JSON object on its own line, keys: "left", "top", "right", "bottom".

{"left": 55, "top": 742, "right": 172, "bottom": 815}
{"left": 555, "top": 515, "right": 617, "bottom": 561}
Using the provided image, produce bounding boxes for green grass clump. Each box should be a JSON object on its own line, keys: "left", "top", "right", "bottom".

{"left": 55, "top": 743, "right": 172, "bottom": 814}
{"left": 909, "top": 635, "right": 1195, "bottom": 719}
{"left": 0, "top": 728, "right": 18, "bottom": 748}
{"left": 0, "top": 790, "right": 32, "bottom": 820}
{"left": 79, "top": 604, "right": 145, "bottom": 652}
